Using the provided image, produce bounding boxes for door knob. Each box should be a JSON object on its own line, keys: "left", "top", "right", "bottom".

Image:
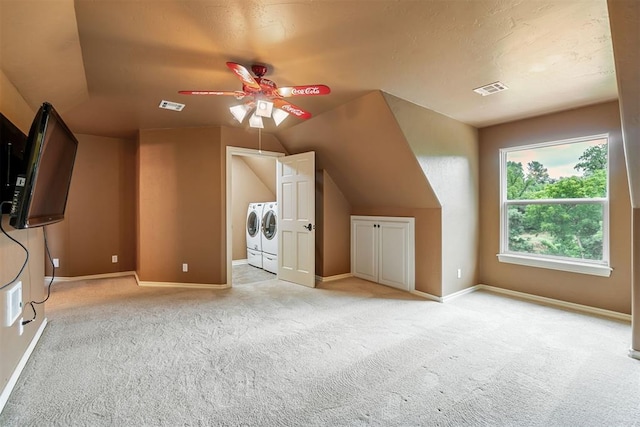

{"left": 303, "top": 223, "right": 314, "bottom": 231}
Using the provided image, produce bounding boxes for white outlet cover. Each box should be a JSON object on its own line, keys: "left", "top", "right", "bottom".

{"left": 3, "top": 281, "right": 22, "bottom": 327}
{"left": 112, "top": 255, "right": 118, "bottom": 263}
{"left": 182, "top": 263, "right": 188, "bottom": 272}
{"left": 53, "top": 258, "right": 60, "bottom": 268}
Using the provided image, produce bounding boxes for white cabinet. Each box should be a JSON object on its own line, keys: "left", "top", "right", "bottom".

{"left": 351, "top": 216, "right": 415, "bottom": 291}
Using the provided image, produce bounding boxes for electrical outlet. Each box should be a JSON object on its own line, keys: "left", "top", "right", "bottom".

{"left": 457, "top": 268, "right": 462, "bottom": 279}
{"left": 53, "top": 258, "right": 60, "bottom": 268}
{"left": 182, "top": 263, "right": 188, "bottom": 272}
{"left": 112, "top": 255, "right": 118, "bottom": 263}
{"left": 19, "top": 317, "right": 24, "bottom": 336}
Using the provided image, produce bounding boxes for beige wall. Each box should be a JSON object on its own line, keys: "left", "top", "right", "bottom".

{"left": 230, "top": 156, "right": 275, "bottom": 261}
{"left": 46, "top": 134, "right": 136, "bottom": 277}
{"left": 383, "top": 93, "right": 479, "bottom": 296}
{"left": 0, "top": 69, "right": 45, "bottom": 402}
{"left": 316, "top": 170, "right": 351, "bottom": 278}
{"left": 478, "top": 101, "right": 632, "bottom": 313}
{"left": 634, "top": 208, "right": 639, "bottom": 351}
{"left": 608, "top": 0, "right": 640, "bottom": 208}
{"left": 607, "top": 0, "right": 639, "bottom": 355}
{"left": 138, "top": 127, "right": 223, "bottom": 284}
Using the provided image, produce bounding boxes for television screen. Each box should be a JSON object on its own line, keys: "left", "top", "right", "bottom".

{"left": 9, "top": 102, "right": 78, "bottom": 229}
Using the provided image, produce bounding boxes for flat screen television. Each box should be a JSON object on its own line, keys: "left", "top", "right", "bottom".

{"left": 8, "top": 102, "right": 78, "bottom": 229}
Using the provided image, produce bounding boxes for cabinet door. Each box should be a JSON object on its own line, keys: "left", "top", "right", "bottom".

{"left": 378, "top": 221, "right": 410, "bottom": 290}
{"left": 351, "top": 220, "right": 378, "bottom": 282}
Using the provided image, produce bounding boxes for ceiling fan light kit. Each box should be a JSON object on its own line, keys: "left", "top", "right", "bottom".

{"left": 248, "top": 113, "right": 264, "bottom": 129}
{"left": 229, "top": 104, "right": 252, "bottom": 123}
{"left": 271, "top": 108, "right": 290, "bottom": 126}
{"left": 255, "top": 100, "right": 274, "bottom": 118}
{"left": 179, "top": 62, "right": 331, "bottom": 128}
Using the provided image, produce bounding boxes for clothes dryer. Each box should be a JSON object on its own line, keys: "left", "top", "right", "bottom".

{"left": 261, "top": 202, "right": 278, "bottom": 274}
{"left": 246, "top": 202, "right": 264, "bottom": 268}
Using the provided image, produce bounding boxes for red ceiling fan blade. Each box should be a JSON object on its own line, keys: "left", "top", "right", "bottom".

{"left": 276, "top": 85, "right": 331, "bottom": 97}
{"left": 178, "top": 90, "right": 247, "bottom": 98}
{"left": 273, "top": 99, "right": 312, "bottom": 119}
{"left": 226, "top": 62, "right": 262, "bottom": 91}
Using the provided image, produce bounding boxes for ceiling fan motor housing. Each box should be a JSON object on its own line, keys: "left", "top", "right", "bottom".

{"left": 251, "top": 64, "right": 268, "bottom": 78}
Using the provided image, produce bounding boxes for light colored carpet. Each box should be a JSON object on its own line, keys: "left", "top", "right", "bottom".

{"left": 232, "top": 263, "right": 276, "bottom": 285}
{"left": 1, "top": 275, "right": 638, "bottom": 426}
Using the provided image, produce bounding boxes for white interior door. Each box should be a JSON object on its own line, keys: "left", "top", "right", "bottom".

{"left": 277, "top": 151, "right": 315, "bottom": 287}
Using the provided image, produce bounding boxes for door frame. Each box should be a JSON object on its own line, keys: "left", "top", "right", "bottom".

{"left": 225, "top": 146, "right": 284, "bottom": 286}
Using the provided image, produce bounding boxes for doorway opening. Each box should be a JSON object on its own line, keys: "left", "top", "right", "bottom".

{"left": 226, "top": 146, "right": 283, "bottom": 286}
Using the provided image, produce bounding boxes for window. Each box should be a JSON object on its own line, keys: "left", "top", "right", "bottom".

{"left": 498, "top": 135, "right": 611, "bottom": 277}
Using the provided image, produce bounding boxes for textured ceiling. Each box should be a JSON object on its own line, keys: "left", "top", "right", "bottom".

{"left": 1, "top": 0, "right": 618, "bottom": 138}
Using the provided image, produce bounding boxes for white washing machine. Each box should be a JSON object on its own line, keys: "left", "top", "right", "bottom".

{"left": 261, "top": 202, "right": 278, "bottom": 274}
{"left": 246, "top": 202, "right": 264, "bottom": 268}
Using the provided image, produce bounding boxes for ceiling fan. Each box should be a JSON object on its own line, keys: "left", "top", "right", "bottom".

{"left": 179, "top": 62, "right": 331, "bottom": 128}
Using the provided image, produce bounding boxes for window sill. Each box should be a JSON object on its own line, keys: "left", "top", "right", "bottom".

{"left": 497, "top": 253, "right": 612, "bottom": 277}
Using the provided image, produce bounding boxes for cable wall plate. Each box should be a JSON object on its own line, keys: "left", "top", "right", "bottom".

{"left": 3, "top": 280, "right": 22, "bottom": 327}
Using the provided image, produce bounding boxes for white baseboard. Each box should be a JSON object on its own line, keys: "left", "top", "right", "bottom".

{"left": 410, "top": 284, "right": 630, "bottom": 322}
{"left": 137, "top": 281, "right": 230, "bottom": 290}
{"left": 410, "top": 286, "right": 480, "bottom": 303}
{"left": 475, "top": 284, "right": 632, "bottom": 322}
{"left": 315, "top": 273, "right": 353, "bottom": 283}
{"left": 45, "top": 271, "right": 137, "bottom": 283}
{"left": 0, "top": 318, "right": 48, "bottom": 414}
{"left": 410, "top": 289, "right": 442, "bottom": 302}
{"left": 232, "top": 259, "right": 248, "bottom": 266}
{"left": 441, "top": 285, "right": 481, "bottom": 303}
{"left": 629, "top": 349, "right": 640, "bottom": 360}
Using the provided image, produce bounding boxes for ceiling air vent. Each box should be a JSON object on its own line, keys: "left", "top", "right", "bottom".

{"left": 473, "top": 81, "right": 509, "bottom": 96}
{"left": 159, "top": 100, "right": 185, "bottom": 111}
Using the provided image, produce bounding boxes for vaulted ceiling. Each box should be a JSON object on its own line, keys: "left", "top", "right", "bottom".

{"left": 0, "top": 0, "right": 620, "bottom": 139}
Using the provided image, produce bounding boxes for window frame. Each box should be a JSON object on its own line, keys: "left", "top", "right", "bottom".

{"left": 498, "top": 134, "right": 612, "bottom": 277}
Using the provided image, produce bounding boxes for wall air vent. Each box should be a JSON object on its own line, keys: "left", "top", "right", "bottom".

{"left": 159, "top": 100, "right": 185, "bottom": 111}
{"left": 473, "top": 81, "right": 509, "bottom": 96}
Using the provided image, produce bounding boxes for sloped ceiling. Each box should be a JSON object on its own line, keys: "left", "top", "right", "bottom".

{"left": 242, "top": 156, "right": 276, "bottom": 195}
{"left": 0, "top": 0, "right": 88, "bottom": 114}
{"left": 277, "top": 91, "right": 440, "bottom": 209}
{"left": 0, "top": 0, "right": 619, "bottom": 138}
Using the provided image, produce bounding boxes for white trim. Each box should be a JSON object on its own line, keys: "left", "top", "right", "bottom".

{"left": 629, "top": 349, "right": 640, "bottom": 360}
{"left": 226, "top": 146, "right": 284, "bottom": 287}
{"left": 499, "top": 134, "right": 610, "bottom": 270}
{"left": 0, "top": 318, "right": 48, "bottom": 413}
{"left": 44, "top": 271, "right": 137, "bottom": 283}
{"left": 476, "top": 284, "right": 631, "bottom": 322}
{"left": 441, "top": 285, "right": 482, "bottom": 303}
{"left": 315, "top": 273, "right": 353, "bottom": 283}
{"left": 137, "top": 281, "right": 230, "bottom": 290}
{"left": 232, "top": 259, "right": 248, "bottom": 266}
{"left": 410, "top": 289, "right": 442, "bottom": 302}
{"left": 497, "top": 253, "right": 612, "bottom": 277}
{"left": 411, "top": 284, "right": 630, "bottom": 322}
